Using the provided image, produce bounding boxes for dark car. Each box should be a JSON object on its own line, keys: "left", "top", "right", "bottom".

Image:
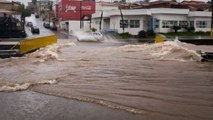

{"left": 26, "top": 22, "right": 33, "bottom": 27}
{"left": 35, "top": 14, "right": 39, "bottom": 18}
{"left": 43, "top": 22, "right": 50, "bottom": 29}
{"left": 31, "top": 26, "right": 40, "bottom": 34}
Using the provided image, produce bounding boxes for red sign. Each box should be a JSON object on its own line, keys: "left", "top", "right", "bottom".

{"left": 58, "top": 0, "right": 95, "bottom": 21}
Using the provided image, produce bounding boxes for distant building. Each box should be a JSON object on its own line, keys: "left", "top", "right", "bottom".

{"left": 55, "top": 0, "right": 96, "bottom": 31}
{"left": 92, "top": 8, "right": 211, "bottom": 35}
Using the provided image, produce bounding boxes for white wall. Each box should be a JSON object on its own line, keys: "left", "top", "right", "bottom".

{"left": 153, "top": 14, "right": 188, "bottom": 33}
{"left": 91, "top": 18, "right": 101, "bottom": 31}
{"left": 68, "top": 21, "right": 80, "bottom": 32}
{"left": 194, "top": 17, "right": 211, "bottom": 32}
{"left": 110, "top": 15, "right": 144, "bottom": 35}
{"left": 60, "top": 21, "right": 69, "bottom": 30}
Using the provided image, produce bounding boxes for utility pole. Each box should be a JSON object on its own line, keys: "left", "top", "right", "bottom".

{"left": 211, "top": 0, "right": 213, "bottom": 37}
{"left": 80, "top": 1, "right": 82, "bottom": 29}
{"left": 48, "top": 0, "right": 51, "bottom": 25}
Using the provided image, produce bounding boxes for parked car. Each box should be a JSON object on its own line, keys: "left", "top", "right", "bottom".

{"left": 35, "top": 14, "right": 39, "bottom": 18}
{"left": 31, "top": 26, "right": 40, "bottom": 34}
{"left": 26, "top": 22, "right": 33, "bottom": 27}
{"left": 50, "top": 23, "right": 57, "bottom": 31}
{"left": 43, "top": 22, "right": 50, "bottom": 29}
{"left": 76, "top": 31, "right": 104, "bottom": 42}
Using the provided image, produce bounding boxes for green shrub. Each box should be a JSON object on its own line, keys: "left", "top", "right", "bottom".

{"left": 138, "top": 30, "right": 147, "bottom": 38}
{"left": 119, "top": 32, "right": 131, "bottom": 39}
{"left": 146, "top": 30, "right": 156, "bottom": 37}
{"left": 171, "top": 26, "right": 181, "bottom": 33}
{"left": 91, "top": 27, "right": 97, "bottom": 32}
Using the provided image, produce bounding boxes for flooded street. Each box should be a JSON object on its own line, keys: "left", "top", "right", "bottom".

{"left": 1, "top": 37, "right": 213, "bottom": 120}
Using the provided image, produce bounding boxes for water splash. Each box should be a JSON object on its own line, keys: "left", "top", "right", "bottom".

{"left": 25, "top": 42, "right": 75, "bottom": 62}
{"left": 0, "top": 79, "right": 57, "bottom": 92}
{"left": 119, "top": 41, "right": 202, "bottom": 62}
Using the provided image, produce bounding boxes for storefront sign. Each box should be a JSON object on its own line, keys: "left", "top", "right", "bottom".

{"left": 58, "top": 0, "right": 95, "bottom": 21}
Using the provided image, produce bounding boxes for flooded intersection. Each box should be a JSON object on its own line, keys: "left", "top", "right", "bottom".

{"left": 1, "top": 39, "right": 213, "bottom": 120}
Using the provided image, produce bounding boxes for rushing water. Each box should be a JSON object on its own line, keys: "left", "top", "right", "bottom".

{"left": 1, "top": 38, "right": 213, "bottom": 120}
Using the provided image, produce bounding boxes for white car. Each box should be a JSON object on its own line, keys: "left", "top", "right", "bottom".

{"left": 76, "top": 31, "right": 104, "bottom": 42}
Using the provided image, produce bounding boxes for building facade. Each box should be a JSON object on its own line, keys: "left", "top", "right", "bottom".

{"left": 91, "top": 8, "right": 211, "bottom": 35}
{"left": 55, "top": 0, "right": 95, "bottom": 31}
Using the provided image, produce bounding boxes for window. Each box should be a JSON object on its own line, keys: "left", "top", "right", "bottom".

{"left": 95, "top": 20, "right": 100, "bottom": 24}
{"left": 162, "top": 21, "right": 169, "bottom": 28}
{"left": 155, "top": 20, "right": 160, "bottom": 28}
{"left": 162, "top": 20, "right": 178, "bottom": 28}
{"left": 120, "top": 20, "right": 128, "bottom": 28}
{"left": 179, "top": 21, "right": 188, "bottom": 27}
{"left": 130, "top": 20, "right": 140, "bottom": 28}
{"left": 196, "top": 21, "right": 210, "bottom": 28}
{"left": 189, "top": 21, "right": 194, "bottom": 27}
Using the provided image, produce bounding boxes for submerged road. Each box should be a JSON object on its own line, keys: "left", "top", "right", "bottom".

{"left": 1, "top": 15, "right": 213, "bottom": 120}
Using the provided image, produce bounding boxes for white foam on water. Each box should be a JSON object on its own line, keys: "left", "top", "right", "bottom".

{"left": 119, "top": 41, "right": 202, "bottom": 62}
{"left": 0, "top": 79, "right": 57, "bottom": 92}
{"left": 25, "top": 42, "right": 75, "bottom": 62}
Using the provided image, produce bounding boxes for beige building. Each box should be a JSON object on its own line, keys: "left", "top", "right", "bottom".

{"left": 0, "top": 1, "right": 20, "bottom": 12}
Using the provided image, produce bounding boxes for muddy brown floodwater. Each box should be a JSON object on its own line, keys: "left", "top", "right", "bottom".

{"left": 0, "top": 39, "right": 213, "bottom": 120}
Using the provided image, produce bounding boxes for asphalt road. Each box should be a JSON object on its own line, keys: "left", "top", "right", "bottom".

{"left": 0, "top": 91, "right": 143, "bottom": 120}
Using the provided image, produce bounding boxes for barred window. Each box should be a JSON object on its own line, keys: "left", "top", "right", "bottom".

{"left": 120, "top": 20, "right": 128, "bottom": 28}
{"left": 189, "top": 21, "right": 194, "bottom": 27}
{"left": 179, "top": 21, "right": 188, "bottom": 27}
{"left": 162, "top": 20, "right": 178, "bottom": 28}
{"left": 130, "top": 20, "right": 140, "bottom": 28}
{"left": 196, "top": 21, "right": 210, "bottom": 28}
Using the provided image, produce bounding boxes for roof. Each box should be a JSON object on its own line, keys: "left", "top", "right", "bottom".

{"left": 92, "top": 9, "right": 151, "bottom": 18}
{"left": 188, "top": 11, "right": 211, "bottom": 17}
{"left": 92, "top": 8, "right": 211, "bottom": 19}
{"left": 150, "top": 8, "right": 189, "bottom": 14}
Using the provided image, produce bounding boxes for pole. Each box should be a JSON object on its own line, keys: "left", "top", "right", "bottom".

{"left": 80, "top": 1, "right": 82, "bottom": 29}
{"left": 211, "top": 0, "right": 213, "bottom": 37}
{"left": 48, "top": 0, "right": 50, "bottom": 25}
{"left": 99, "top": 11, "right": 103, "bottom": 31}
{"left": 119, "top": 8, "right": 124, "bottom": 33}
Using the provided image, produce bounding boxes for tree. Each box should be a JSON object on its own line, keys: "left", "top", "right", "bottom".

{"left": 172, "top": 25, "right": 181, "bottom": 33}
{"left": 16, "top": 4, "right": 32, "bottom": 31}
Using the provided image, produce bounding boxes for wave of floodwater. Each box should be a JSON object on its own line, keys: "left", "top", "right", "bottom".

{"left": 0, "top": 79, "right": 57, "bottom": 92}
{"left": 119, "top": 41, "right": 202, "bottom": 62}
{"left": 25, "top": 41, "right": 76, "bottom": 62}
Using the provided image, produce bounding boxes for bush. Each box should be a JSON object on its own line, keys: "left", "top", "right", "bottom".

{"left": 188, "top": 26, "right": 195, "bottom": 32}
{"left": 146, "top": 30, "right": 156, "bottom": 37}
{"left": 119, "top": 32, "right": 131, "bottom": 39}
{"left": 138, "top": 30, "right": 147, "bottom": 38}
{"left": 171, "top": 26, "right": 181, "bottom": 33}
{"left": 91, "top": 27, "right": 97, "bottom": 32}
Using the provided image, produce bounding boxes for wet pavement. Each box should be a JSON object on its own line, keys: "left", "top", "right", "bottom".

{"left": 0, "top": 91, "right": 143, "bottom": 120}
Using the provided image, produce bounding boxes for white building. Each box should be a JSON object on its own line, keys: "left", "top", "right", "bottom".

{"left": 91, "top": 8, "right": 211, "bottom": 35}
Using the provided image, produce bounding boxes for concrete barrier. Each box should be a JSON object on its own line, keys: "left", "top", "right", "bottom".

{"left": 0, "top": 35, "right": 57, "bottom": 57}
{"left": 19, "top": 35, "right": 57, "bottom": 54}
